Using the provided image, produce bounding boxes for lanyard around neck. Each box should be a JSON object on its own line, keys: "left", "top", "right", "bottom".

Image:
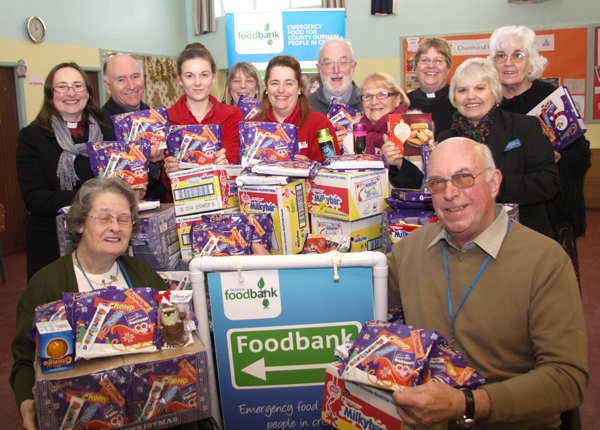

{"left": 75, "top": 249, "right": 132, "bottom": 290}
{"left": 445, "top": 219, "right": 511, "bottom": 347}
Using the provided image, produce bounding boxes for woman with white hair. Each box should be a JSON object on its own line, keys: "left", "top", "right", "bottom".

{"left": 438, "top": 58, "right": 559, "bottom": 240}
{"left": 490, "top": 25, "right": 591, "bottom": 286}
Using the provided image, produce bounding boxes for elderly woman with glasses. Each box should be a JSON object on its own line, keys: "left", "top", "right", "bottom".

{"left": 16, "top": 62, "right": 117, "bottom": 282}
{"left": 358, "top": 72, "right": 423, "bottom": 189}
{"left": 490, "top": 25, "right": 591, "bottom": 285}
{"left": 10, "top": 177, "right": 166, "bottom": 430}
{"left": 438, "top": 58, "right": 559, "bottom": 240}
{"left": 408, "top": 37, "right": 457, "bottom": 140}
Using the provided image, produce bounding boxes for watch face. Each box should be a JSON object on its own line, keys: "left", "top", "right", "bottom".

{"left": 27, "top": 16, "right": 46, "bottom": 43}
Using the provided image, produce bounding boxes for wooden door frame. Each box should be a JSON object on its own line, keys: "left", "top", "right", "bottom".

{"left": 0, "top": 62, "right": 27, "bottom": 129}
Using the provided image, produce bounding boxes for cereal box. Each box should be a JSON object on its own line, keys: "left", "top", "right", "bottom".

{"left": 239, "top": 180, "right": 309, "bottom": 255}
{"left": 308, "top": 169, "right": 389, "bottom": 221}
{"left": 527, "top": 85, "right": 587, "bottom": 150}
{"left": 311, "top": 214, "right": 383, "bottom": 252}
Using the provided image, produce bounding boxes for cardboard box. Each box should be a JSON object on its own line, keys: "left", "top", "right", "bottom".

{"left": 308, "top": 169, "right": 389, "bottom": 221}
{"left": 215, "top": 164, "right": 243, "bottom": 208}
{"left": 322, "top": 362, "right": 447, "bottom": 430}
{"left": 382, "top": 207, "right": 437, "bottom": 254}
{"left": 176, "top": 208, "right": 241, "bottom": 261}
{"left": 131, "top": 204, "right": 180, "bottom": 269}
{"left": 311, "top": 214, "right": 382, "bottom": 252}
{"left": 36, "top": 321, "right": 74, "bottom": 374}
{"left": 35, "top": 334, "right": 210, "bottom": 430}
{"left": 170, "top": 165, "right": 223, "bottom": 216}
{"left": 239, "top": 180, "right": 309, "bottom": 255}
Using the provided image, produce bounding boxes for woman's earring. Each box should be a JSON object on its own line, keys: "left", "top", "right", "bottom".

{"left": 265, "top": 91, "right": 268, "bottom": 95}
{"left": 298, "top": 92, "right": 301, "bottom": 95}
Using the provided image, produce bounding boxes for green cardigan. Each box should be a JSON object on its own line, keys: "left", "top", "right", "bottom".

{"left": 10, "top": 251, "right": 166, "bottom": 408}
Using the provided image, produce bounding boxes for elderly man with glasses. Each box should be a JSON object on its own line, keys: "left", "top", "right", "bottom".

{"left": 309, "top": 37, "right": 362, "bottom": 141}
{"left": 387, "top": 137, "right": 588, "bottom": 429}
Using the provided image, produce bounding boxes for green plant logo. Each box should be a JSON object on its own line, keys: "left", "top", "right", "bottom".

{"left": 264, "top": 24, "right": 270, "bottom": 31}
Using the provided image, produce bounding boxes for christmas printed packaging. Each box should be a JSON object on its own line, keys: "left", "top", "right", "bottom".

{"left": 237, "top": 95, "right": 262, "bottom": 120}
{"left": 131, "top": 204, "right": 179, "bottom": 270}
{"left": 528, "top": 85, "right": 587, "bottom": 150}
{"left": 87, "top": 140, "right": 151, "bottom": 189}
{"left": 239, "top": 121, "right": 298, "bottom": 167}
{"left": 63, "top": 287, "right": 160, "bottom": 360}
{"left": 167, "top": 124, "right": 222, "bottom": 168}
{"left": 35, "top": 334, "right": 211, "bottom": 430}
{"left": 112, "top": 107, "right": 170, "bottom": 150}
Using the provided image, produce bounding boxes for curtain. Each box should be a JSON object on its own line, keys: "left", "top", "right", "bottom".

{"left": 371, "top": 0, "right": 398, "bottom": 15}
{"left": 322, "top": 0, "right": 347, "bottom": 17}
{"left": 193, "top": 0, "right": 216, "bottom": 35}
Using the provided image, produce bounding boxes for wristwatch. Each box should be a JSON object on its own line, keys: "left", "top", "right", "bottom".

{"left": 458, "top": 388, "right": 476, "bottom": 428}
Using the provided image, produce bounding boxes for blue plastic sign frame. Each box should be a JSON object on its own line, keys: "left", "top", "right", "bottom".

{"left": 208, "top": 266, "right": 374, "bottom": 429}
{"left": 225, "top": 9, "right": 346, "bottom": 70}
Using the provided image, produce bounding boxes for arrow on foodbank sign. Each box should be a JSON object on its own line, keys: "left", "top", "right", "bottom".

{"left": 241, "top": 358, "right": 329, "bottom": 381}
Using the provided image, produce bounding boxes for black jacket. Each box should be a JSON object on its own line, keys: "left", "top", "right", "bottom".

{"left": 439, "top": 109, "right": 560, "bottom": 240}
{"left": 101, "top": 98, "right": 167, "bottom": 202}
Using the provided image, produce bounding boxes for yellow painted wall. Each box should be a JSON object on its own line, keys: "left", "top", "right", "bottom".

{"left": 0, "top": 38, "right": 100, "bottom": 124}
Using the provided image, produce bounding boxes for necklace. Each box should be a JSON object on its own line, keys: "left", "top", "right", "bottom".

{"left": 74, "top": 249, "right": 119, "bottom": 290}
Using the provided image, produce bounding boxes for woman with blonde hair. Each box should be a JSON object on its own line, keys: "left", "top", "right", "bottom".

{"left": 220, "top": 61, "right": 264, "bottom": 106}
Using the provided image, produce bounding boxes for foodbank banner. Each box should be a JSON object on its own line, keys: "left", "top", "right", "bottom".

{"left": 208, "top": 267, "right": 374, "bottom": 429}
{"left": 225, "top": 9, "right": 346, "bottom": 70}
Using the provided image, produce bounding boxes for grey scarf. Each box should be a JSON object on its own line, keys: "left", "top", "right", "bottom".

{"left": 51, "top": 115, "right": 102, "bottom": 190}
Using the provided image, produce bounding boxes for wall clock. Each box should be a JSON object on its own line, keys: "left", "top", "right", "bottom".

{"left": 27, "top": 16, "right": 46, "bottom": 43}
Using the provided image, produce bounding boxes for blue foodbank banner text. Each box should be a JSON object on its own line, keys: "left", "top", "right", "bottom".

{"left": 225, "top": 9, "right": 346, "bottom": 70}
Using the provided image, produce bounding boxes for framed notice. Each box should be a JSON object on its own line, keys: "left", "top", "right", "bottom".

{"left": 402, "top": 28, "right": 589, "bottom": 120}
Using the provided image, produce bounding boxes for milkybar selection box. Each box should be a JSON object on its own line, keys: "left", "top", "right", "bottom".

{"left": 308, "top": 169, "right": 389, "bottom": 222}
{"left": 239, "top": 180, "right": 309, "bottom": 255}
{"left": 311, "top": 214, "right": 382, "bottom": 252}
{"left": 170, "top": 165, "right": 222, "bottom": 216}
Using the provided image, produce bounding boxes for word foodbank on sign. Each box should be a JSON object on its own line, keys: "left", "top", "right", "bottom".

{"left": 227, "top": 322, "right": 361, "bottom": 388}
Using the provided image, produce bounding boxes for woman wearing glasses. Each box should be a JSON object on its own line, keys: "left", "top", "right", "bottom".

{"left": 250, "top": 55, "right": 340, "bottom": 161}
{"left": 407, "top": 37, "right": 456, "bottom": 140}
{"left": 358, "top": 72, "right": 423, "bottom": 189}
{"left": 11, "top": 177, "right": 166, "bottom": 430}
{"left": 16, "top": 62, "right": 116, "bottom": 281}
{"left": 438, "top": 58, "right": 559, "bottom": 239}
{"left": 490, "top": 25, "right": 591, "bottom": 286}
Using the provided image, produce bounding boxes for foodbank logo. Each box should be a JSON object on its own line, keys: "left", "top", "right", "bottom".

{"left": 233, "top": 12, "right": 284, "bottom": 54}
{"left": 237, "top": 23, "right": 280, "bottom": 46}
{"left": 220, "top": 270, "right": 282, "bottom": 320}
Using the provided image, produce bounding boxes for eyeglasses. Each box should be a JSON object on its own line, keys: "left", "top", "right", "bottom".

{"left": 417, "top": 57, "right": 447, "bottom": 67}
{"left": 53, "top": 84, "right": 87, "bottom": 93}
{"left": 361, "top": 92, "right": 397, "bottom": 101}
{"left": 425, "top": 169, "right": 489, "bottom": 194}
{"left": 493, "top": 52, "right": 528, "bottom": 64}
{"left": 320, "top": 58, "right": 354, "bottom": 70}
{"left": 88, "top": 214, "right": 135, "bottom": 227}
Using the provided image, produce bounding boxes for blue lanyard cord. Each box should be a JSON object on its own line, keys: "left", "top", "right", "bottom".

{"left": 445, "top": 219, "right": 512, "bottom": 341}
{"left": 75, "top": 249, "right": 132, "bottom": 290}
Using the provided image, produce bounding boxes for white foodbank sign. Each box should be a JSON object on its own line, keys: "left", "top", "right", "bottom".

{"left": 234, "top": 13, "right": 284, "bottom": 55}
{"left": 220, "top": 270, "right": 282, "bottom": 320}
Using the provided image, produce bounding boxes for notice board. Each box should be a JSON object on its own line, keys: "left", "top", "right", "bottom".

{"left": 402, "top": 27, "right": 589, "bottom": 120}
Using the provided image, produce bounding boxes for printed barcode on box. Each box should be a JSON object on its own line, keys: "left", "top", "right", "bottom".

{"left": 296, "top": 183, "right": 307, "bottom": 228}
{"left": 182, "top": 233, "right": 191, "bottom": 246}
{"left": 168, "top": 241, "right": 180, "bottom": 255}
{"left": 174, "top": 184, "right": 215, "bottom": 202}
{"left": 368, "top": 237, "right": 382, "bottom": 251}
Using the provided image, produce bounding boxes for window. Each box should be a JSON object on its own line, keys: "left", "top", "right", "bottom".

{"left": 221, "top": 0, "right": 320, "bottom": 15}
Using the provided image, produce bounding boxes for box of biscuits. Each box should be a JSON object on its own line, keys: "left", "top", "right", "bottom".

{"left": 388, "top": 113, "right": 434, "bottom": 157}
